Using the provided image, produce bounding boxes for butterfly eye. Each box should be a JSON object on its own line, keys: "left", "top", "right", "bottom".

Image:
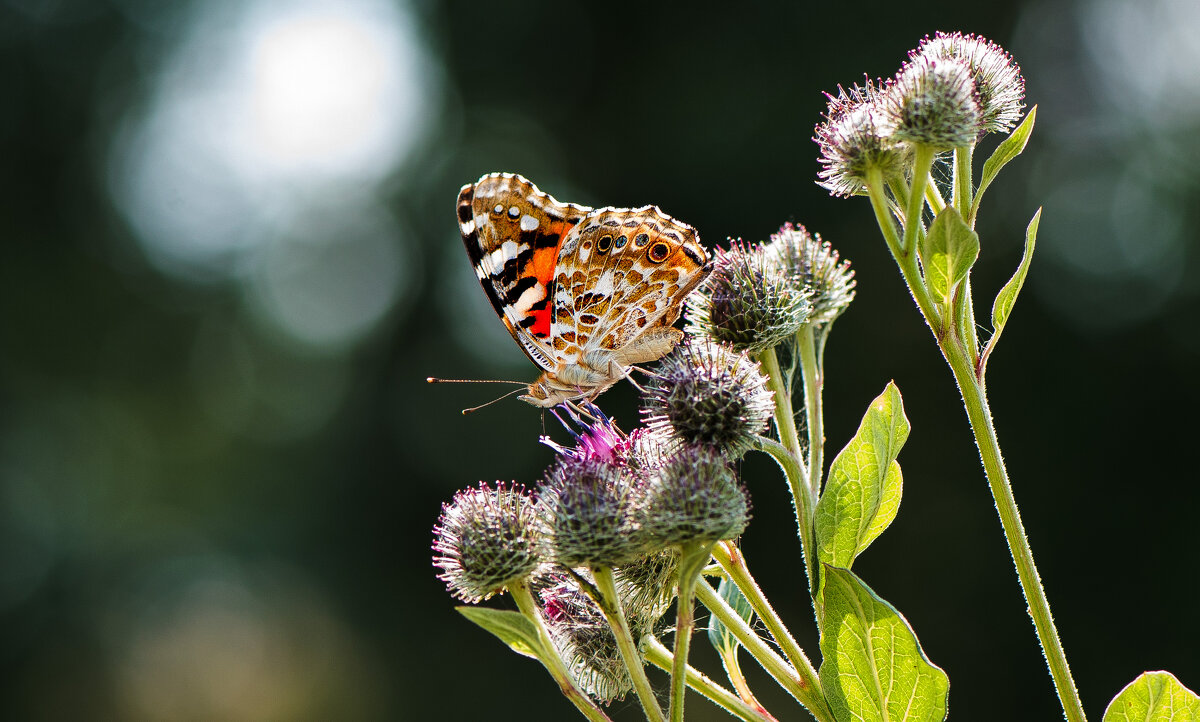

{"left": 634, "top": 233, "right": 649, "bottom": 247}
{"left": 597, "top": 234, "right": 613, "bottom": 253}
{"left": 648, "top": 242, "right": 672, "bottom": 263}
{"left": 614, "top": 235, "right": 628, "bottom": 249}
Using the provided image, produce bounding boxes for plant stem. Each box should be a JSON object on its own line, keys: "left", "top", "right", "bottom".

{"left": 643, "top": 636, "right": 779, "bottom": 722}
{"left": 715, "top": 638, "right": 763, "bottom": 713}
{"left": 940, "top": 340, "right": 1088, "bottom": 722}
{"left": 510, "top": 582, "right": 614, "bottom": 722}
{"left": 796, "top": 325, "right": 824, "bottom": 492}
{"left": 903, "top": 144, "right": 937, "bottom": 253}
{"left": 753, "top": 435, "right": 815, "bottom": 591}
{"left": 670, "top": 541, "right": 714, "bottom": 722}
{"left": 591, "top": 566, "right": 666, "bottom": 722}
{"left": 694, "top": 581, "right": 836, "bottom": 722}
{"left": 953, "top": 144, "right": 974, "bottom": 215}
{"left": 757, "top": 347, "right": 817, "bottom": 591}
{"left": 711, "top": 542, "right": 821, "bottom": 688}
{"left": 865, "top": 170, "right": 943, "bottom": 335}
{"left": 759, "top": 347, "right": 805, "bottom": 463}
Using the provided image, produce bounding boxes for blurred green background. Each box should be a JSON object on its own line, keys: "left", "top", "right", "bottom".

{"left": 3, "top": 0, "right": 1198, "bottom": 720}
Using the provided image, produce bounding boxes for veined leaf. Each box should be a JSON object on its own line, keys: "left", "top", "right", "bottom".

{"left": 920, "top": 207, "right": 979, "bottom": 309}
{"left": 818, "top": 566, "right": 949, "bottom": 722}
{"left": 815, "top": 382, "right": 908, "bottom": 569}
{"left": 982, "top": 207, "right": 1040, "bottom": 373}
{"left": 1103, "top": 671, "right": 1200, "bottom": 722}
{"left": 972, "top": 106, "right": 1037, "bottom": 221}
{"left": 457, "top": 606, "right": 544, "bottom": 660}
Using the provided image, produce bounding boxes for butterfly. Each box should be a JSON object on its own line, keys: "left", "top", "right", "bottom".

{"left": 456, "top": 173, "right": 710, "bottom": 408}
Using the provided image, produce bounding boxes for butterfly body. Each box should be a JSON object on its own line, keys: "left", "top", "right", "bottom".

{"left": 457, "top": 173, "right": 709, "bottom": 407}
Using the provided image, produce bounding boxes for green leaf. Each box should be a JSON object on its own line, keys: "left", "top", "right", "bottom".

{"left": 457, "top": 606, "right": 544, "bottom": 660}
{"left": 1103, "top": 671, "right": 1200, "bottom": 722}
{"left": 973, "top": 106, "right": 1037, "bottom": 219}
{"left": 815, "top": 382, "right": 909, "bottom": 568}
{"left": 707, "top": 576, "right": 755, "bottom": 652}
{"left": 984, "top": 207, "right": 1040, "bottom": 366}
{"left": 818, "top": 566, "right": 949, "bottom": 722}
{"left": 920, "top": 207, "right": 980, "bottom": 308}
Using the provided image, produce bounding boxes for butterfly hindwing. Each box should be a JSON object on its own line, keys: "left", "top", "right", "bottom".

{"left": 551, "top": 206, "right": 709, "bottom": 356}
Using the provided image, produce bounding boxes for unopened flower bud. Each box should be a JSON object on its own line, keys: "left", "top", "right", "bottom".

{"left": 641, "top": 446, "right": 750, "bottom": 547}
{"left": 432, "top": 482, "right": 544, "bottom": 603}
{"left": 643, "top": 338, "right": 774, "bottom": 458}
{"left": 686, "top": 241, "right": 811, "bottom": 353}
{"left": 882, "top": 55, "right": 982, "bottom": 148}
{"left": 540, "top": 455, "right": 645, "bottom": 568}
{"left": 766, "top": 223, "right": 856, "bottom": 324}
{"left": 814, "top": 79, "right": 909, "bottom": 197}
{"left": 916, "top": 31, "right": 1025, "bottom": 136}
{"left": 615, "top": 548, "right": 680, "bottom": 628}
{"left": 540, "top": 576, "right": 634, "bottom": 703}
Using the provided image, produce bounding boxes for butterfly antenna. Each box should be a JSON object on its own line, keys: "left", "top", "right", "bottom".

{"left": 426, "top": 377, "right": 527, "bottom": 386}
{"left": 426, "top": 377, "right": 528, "bottom": 415}
{"left": 460, "top": 386, "right": 526, "bottom": 415}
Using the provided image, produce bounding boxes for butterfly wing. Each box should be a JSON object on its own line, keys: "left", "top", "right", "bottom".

{"left": 457, "top": 173, "right": 591, "bottom": 371}
{"left": 550, "top": 205, "right": 709, "bottom": 361}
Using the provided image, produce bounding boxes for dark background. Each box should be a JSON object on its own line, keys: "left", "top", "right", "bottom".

{"left": 3, "top": 0, "right": 1198, "bottom": 720}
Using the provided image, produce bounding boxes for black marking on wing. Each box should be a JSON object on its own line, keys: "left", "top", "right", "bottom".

{"left": 503, "top": 275, "right": 538, "bottom": 306}
{"left": 681, "top": 244, "right": 705, "bottom": 266}
{"left": 498, "top": 247, "right": 533, "bottom": 288}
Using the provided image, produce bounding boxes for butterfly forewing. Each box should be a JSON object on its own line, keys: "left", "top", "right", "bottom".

{"left": 457, "top": 173, "right": 590, "bottom": 370}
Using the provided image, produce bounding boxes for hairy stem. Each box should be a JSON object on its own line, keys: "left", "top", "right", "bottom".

{"left": 753, "top": 434, "right": 815, "bottom": 591}
{"left": 670, "top": 541, "right": 714, "bottom": 722}
{"left": 695, "top": 581, "right": 835, "bottom": 722}
{"left": 940, "top": 341, "right": 1087, "bottom": 722}
{"left": 643, "top": 636, "right": 778, "bottom": 722}
{"left": 510, "top": 582, "right": 614, "bottom": 722}
{"left": 796, "top": 325, "right": 825, "bottom": 492}
{"left": 591, "top": 566, "right": 666, "bottom": 722}
{"left": 711, "top": 542, "right": 824, "bottom": 699}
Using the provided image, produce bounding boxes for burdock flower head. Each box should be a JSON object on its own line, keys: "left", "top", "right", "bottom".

{"left": 880, "top": 53, "right": 982, "bottom": 149}
{"left": 432, "top": 482, "right": 545, "bottom": 602}
{"left": 643, "top": 338, "right": 774, "bottom": 459}
{"left": 815, "top": 78, "right": 909, "bottom": 197}
{"left": 766, "top": 223, "right": 856, "bottom": 325}
{"left": 640, "top": 445, "right": 751, "bottom": 547}
{"left": 539, "top": 576, "right": 633, "bottom": 704}
{"left": 539, "top": 453, "right": 645, "bottom": 568}
{"left": 686, "top": 240, "right": 811, "bottom": 353}
{"left": 915, "top": 31, "right": 1025, "bottom": 137}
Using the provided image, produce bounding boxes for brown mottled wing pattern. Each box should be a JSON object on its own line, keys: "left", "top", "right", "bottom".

{"left": 456, "top": 173, "right": 591, "bottom": 371}
{"left": 549, "top": 206, "right": 709, "bottom": 361}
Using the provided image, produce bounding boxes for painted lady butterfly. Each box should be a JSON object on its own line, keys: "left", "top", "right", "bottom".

{"left": 456, "top": 173, "right": 710, "bottom": 408}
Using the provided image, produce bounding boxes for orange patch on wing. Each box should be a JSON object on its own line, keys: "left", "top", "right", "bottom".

{"left": 526, "top": 219, "right": 575, "bottom": 339}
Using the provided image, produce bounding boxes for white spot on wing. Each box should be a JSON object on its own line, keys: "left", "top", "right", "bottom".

{"left": 511, "top": 284, "right": 543, "bottom": 316}
{"left": 482, "top": 240, "right": 521, "bottom": 274}
{"left": 520, "top": 214, "right": 539, "bottom": 232}
{"left": 460, "top": 218, "right": 475, "bottom": 234}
